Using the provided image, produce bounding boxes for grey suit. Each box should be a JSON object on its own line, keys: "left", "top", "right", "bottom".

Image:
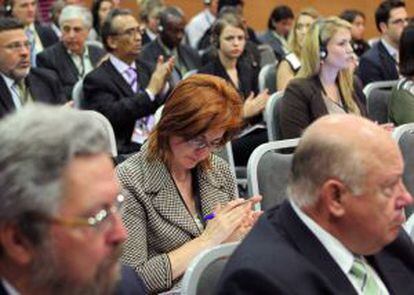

{"left": 117, "top": 143, "right": 237, "bottom": 294}
{"left": 258, "top": 30, "right": 286, "bottom": 61}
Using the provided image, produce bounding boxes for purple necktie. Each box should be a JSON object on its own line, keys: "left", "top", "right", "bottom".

{"left": 125, "top": 67, "right": 138, "bottom": 92}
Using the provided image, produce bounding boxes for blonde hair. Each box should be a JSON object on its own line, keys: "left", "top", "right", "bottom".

{"left": 287, "top": 8, "right": 319, "bottom": 57}
{"left": 298, "top": 16, "right": 360, "bottom": 115}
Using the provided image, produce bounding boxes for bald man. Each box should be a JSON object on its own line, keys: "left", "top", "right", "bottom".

{"left": 217, "top": 114, "right": 414, "bottom": 295}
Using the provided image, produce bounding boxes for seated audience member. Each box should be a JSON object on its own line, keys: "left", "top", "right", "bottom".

{"left": 258, "top": 5, "right": 294, "bottom": 61}
{"left": 199, "top": 12, "right": 269, "bottom": 166}
{"left": 49, "top": 0, "right": 65, "bottom": 39}
{"left": 279, "top": 17, "right": 367, "bottom": 139}
{"left": 0, "top": 104, "right": 147, "bottom": 295}
{"left": 141, "top": 6, "right": 201, "bottom": 84}
{"left": 89, "top": 0, "right": 114, "bottom": 42}
{"left": 118, "top": 74, "right": 261, "bottom": 294}
{"left": 357, "top": 0, "right": 408, "bottom": 86}
{"left": 138, "top": 0, "right": 165, "bottom": 46}
{"left": 0, "top": 18, "right": 65, "bottom": 119}
{"left": 4, "top": 0, "right": 59, "bottom": 66}
{"left": 37, "top": 5, "right": 106, "bottom": 100}
{"left": 276, "top": 8, "right": 319, "bottom": 91}
{"left": 339, "top": 9, "right": 370, "bottom": 58}
{"left": 185, "top": 0, "right": 218, "bottom": 49}
{"left": 389, "top": 24, "right": 414, "bottom": 125}
{"left": 82, "top": 9, "right": 174, "bottom": 155}
{"left": 217, "top": 114, "right": 414, "bottom": 294}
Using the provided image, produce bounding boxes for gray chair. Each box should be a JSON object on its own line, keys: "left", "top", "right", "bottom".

{"left": 247, "top": 138, "right": 300, "bottom": 210}
{"left": 80, "top": 110, "right": 118, "bottom": 157}
{"left": 258, "top": 62, "right": 278, "bottom": 94}
{"left": 264, "top": 91, "right": 284, "bottom": 141}
{"left": 392, "top": 123, "right": 414, "bottom": 216}
{"left": 257, "top": 44, "right": 276, "bottom": 68}
{"left": 214, "top": 142, "right": 243, "bottom": 196}
{"left": 72, "top": 79, "right": 84, "bottom": 109}
{"left": 363, "top": 80, "right": 398, "bottom": 124}
{"left": 181, "top": 242, "right": 239, "bottom": 295}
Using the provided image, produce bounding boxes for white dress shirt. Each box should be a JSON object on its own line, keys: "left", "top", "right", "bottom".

{"left": 1, "top": 278, "right": 20, "bottom": 295}
{"left": 185, "top": 8, "right": 216, "bottom": 49}
{"left": 67, "top": 46, "right": 94, "bottom": 78}
{"left": 381, "top": 38, "right": 399, "bottom": 74}
{"left": 1, "top": 73, "right": 23, "bottom": 109}
{"left": 290, "top": 200, "right": 389, "bottom": 295}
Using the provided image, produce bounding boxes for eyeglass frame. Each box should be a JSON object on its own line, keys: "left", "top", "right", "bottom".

{"left": 186, "top": 136, "right": 224, "bottom": 151}
{"left": 110, "top": 26, "right": 144, "bottom": 38}
{"left": 388, "top": 17, "right": 409, "bottom": 26}
{"left": 1, "top": 41, "right": 31, "bottom": 51}
{"left": 25, "top": 194, "right": 125, "bottom": 232}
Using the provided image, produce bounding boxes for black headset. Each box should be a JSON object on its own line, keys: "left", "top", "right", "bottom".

{"left": 317, "top": 19, "right": 329, "bottom": 60}
{"left": 4, "top": 0, "right": 13, "bottom": 16}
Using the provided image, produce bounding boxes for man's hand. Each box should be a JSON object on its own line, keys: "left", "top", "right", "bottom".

{"left": 147, "top": 55, "right": 175, "bottom": 95}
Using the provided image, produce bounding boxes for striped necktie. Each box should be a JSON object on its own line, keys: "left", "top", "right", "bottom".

{"left": 125, "top": 67, "right": 138, "bottom": 93}
{"left": 25, "top": 28, "right": 36, "bottom": 66}
{"left": 350, "top": 258, "right": 382, "bottom": 294}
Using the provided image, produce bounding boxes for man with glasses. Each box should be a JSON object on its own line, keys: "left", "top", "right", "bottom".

{"left": 357, "top": 0, "right": 408, "bottom": 86}
{"left": 82, "top": 8, "right": 174, "bottom": 156}
{"left": 0, "top": 17, "right": 65, "bottom": 119}
{"left": 0, "top": 103, "right": 147, "bottom": 294}
{"left": 37, "top": 5, "right": 106, "bottom": 100}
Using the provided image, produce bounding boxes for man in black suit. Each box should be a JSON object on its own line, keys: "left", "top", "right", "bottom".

{"left": 0, "top": 18, "right": 65, "bottom": 119}
{"left": 217, "top": 114, "right": 414, "bottom": 294}
{"left": 37, "top": 5, "right": 106, "bottom": 100}
{"left": 82, "top": 8, "right": 174, "bottom": 155}
{"left": 0, "top": 104, "right": 147, "bottom": 295}
{"left": 4, "top": 0, "right": 59, "bottom": 66}
{"left": 141, "top": 6, "right": 201, "bottom": 84}
{"left": 357, "top": 0, "right": 408, "bottom": 86}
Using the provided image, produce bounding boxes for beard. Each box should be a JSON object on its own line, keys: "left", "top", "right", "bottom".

{"left": 28, "top": 242, "right": 123, "bottom": 295}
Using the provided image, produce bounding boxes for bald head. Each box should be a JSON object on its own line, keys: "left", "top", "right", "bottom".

{"left": 288, "top": 114, "right": 399, "bottom": 207}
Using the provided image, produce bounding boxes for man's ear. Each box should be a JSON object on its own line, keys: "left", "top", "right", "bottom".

{"left": 0, "top": 224, "right": 35, "bottom": 265}
{"left": 106, "top": 36, "right": 118, "bottom": 51}
{"left": 379, "top": 22, "right": 388, "bottom": 35}
{"left": 320, "top": 179, "right": 348, "bottom": 218}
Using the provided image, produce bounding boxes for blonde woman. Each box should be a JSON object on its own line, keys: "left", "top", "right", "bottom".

{"left": 279, "top": 17, "right": 367, "bottom": 139}
{"left": 276, "top": 8, "right": 319, "bottom": 91}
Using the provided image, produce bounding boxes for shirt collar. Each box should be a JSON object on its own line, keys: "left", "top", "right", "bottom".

{"left": 67, "top": 45, "right": 89, "bottom": 59}
{"left": 204, "top": 8, "right": 216, "bottom": 24}
{"left": 381, "top": 38, "right": 398, "bottom": 60}
{"left": 0, "top": 73, "right": 17, "bottom": 89}
{"left": 290, "top": 199, "right": 355, "bottom": 275}
{"left": 1, "top": 278, "right": 20, "bottom": 295}
{"left": 145, "top": 28, "right": 157, "bottom": 41}
{"left": 109, "top": 54, "right": 136, "bottom": 74}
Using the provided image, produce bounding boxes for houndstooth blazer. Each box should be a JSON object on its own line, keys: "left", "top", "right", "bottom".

{"left": 117, "top": 144, "right": 237, "bottom": 294}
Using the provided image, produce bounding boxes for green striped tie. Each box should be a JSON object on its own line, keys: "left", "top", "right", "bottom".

{"left": 350, "top": 258, "right": 382, "bottom": 294}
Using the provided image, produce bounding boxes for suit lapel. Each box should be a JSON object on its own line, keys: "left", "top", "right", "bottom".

{"left": 0, "top": 76, "right": 15, "bottom": 113}
{"left": 377, "top": 42, "right": 399, "bottom": 78}
{"left": 88, "top": 46, "right": 102, "bottom": 67}
{"left": 141, "top": 149, "right": 200, "bottom": 238}
{"left": 57, "top": 43, "right": 80, "bottom": 81}
{"left": 103, "top": 60, "right": 135, "bottom": 96}
{"left": 278, "top": 201, "right": 358, "bottom": 295}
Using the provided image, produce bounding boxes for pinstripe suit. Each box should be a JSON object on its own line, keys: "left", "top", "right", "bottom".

{"left": 117, "top": 144, "right": 237, "bottom": 294}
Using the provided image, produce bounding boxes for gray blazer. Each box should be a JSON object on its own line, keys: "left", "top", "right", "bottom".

{"left": 117, "top": 144, "right": 237, "bottom": 294}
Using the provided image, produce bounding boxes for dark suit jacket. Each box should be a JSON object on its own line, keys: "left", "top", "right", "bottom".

{"left": 82, "top": 58, "right": 161, "bottom": 154}
{"left": 37, "top": 42, "right": 106, "bottom": 100}
{"left": 217, "top": 201, "right": 414, "bottom": 295}
{"left": 357, "top": 41, "right": 399, "bottom": 86}
{"left": 140, "top": 38, "right": 201, "bottom": 78}
{"left": 280, "top": 75, "right": 367, "bottom": 139}
{"left": 258, "top": 30, "right": 286, "bottom": 61}
{"left": 35, "top": 22, "right": 59, "bottom": 48}
{"left": 116, "top": 265, "right": 147, "bottom": 295}
{"left": 0, "top": 68, "right": 65, "bottom": 119}
{"left": 199, "top": 55, "right": 259, "bottom": 98}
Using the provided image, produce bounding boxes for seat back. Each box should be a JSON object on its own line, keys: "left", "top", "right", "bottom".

{"left": 392, "top": 123, "right": 414, "bottom": 216}
{"left": 72, "top": 79, "right": 84, "bottom": 109}
{"left": 264, "top": 91, "right": 284, "bottom": 141}
{"left": 80, "top": 110, "right": 118, "bottom": 157}
{"left": 363, "top": 80, "right": 398, "bottom": 124}
{"left": 258, "top": 62, "right": 277, "bottom": 93}
{"left": 257, "top": 44, "right": 276, "bottom": 68}
{"left": 181, "top": 242, "right": 239, "bottom": 295}
{"left": 247, "top": 138, "right": 300, "bottom": 210}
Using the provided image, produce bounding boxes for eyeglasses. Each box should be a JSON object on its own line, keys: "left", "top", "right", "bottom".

{"left": 112, "top": 27, "right": 143, "bottom": 38}
{"left": 28, "top": 194, "right": 125, "bottom": 232}
{"left": 389, "top": 18, "right": 409, "bottom": 26}
{"left": 2, "top": 41, "right": 31, "bottom": 51}
{"left": 187, "top": 136, "right": 223, "bottom": 151}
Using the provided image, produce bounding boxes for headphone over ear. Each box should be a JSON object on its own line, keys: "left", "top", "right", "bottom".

{"left": 204, "top": 0, "right": 212, "bottom": 4}
{"left": 4, "top": 0, "right": 13, "bottom": 16}
{"left": 317, "top": 20, "right": 328, "bottom": 60}
{"left": 158, "top": 25, "right": 163, "bottom": 32}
